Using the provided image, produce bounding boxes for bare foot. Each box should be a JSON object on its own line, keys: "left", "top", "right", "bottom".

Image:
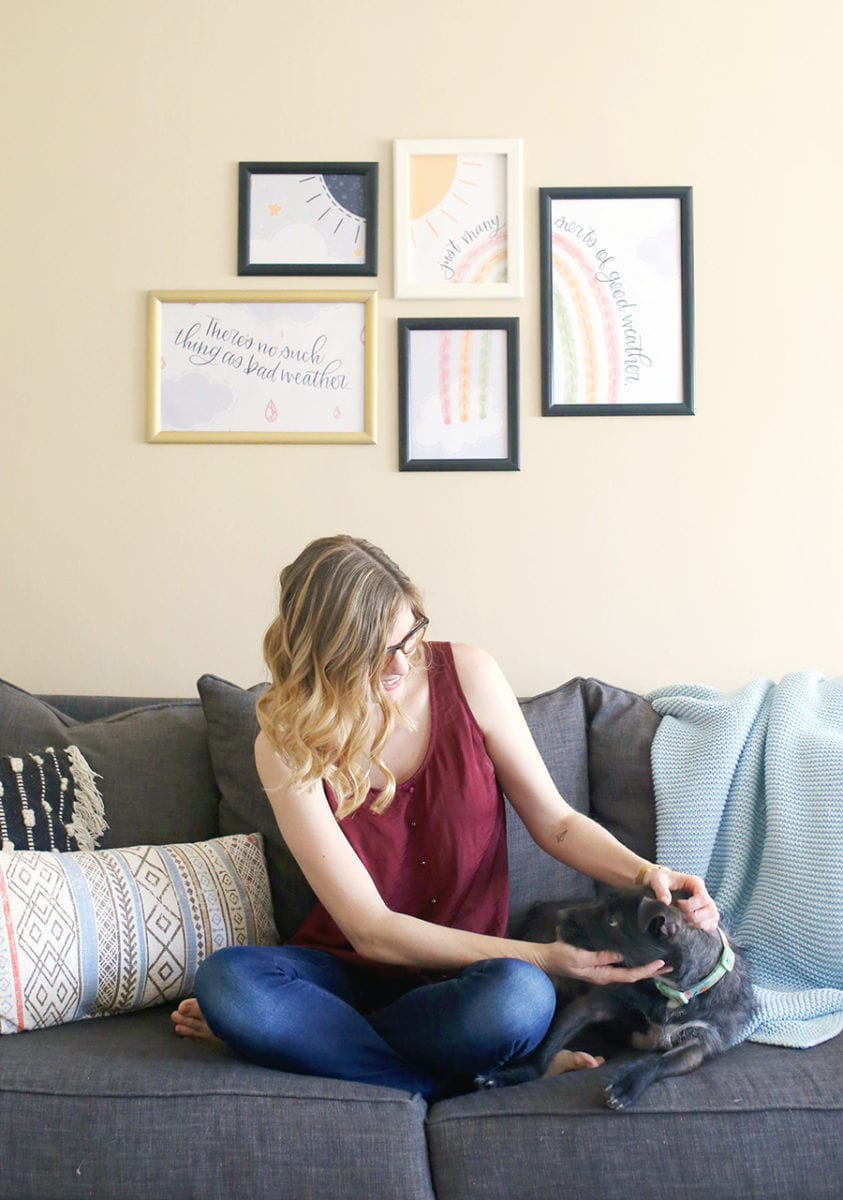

{"left": 544, "top": 1049, "right": 605, "bottom": 1077}
{"left": 171, "top": 997, "right": 224, "bottom": 1049}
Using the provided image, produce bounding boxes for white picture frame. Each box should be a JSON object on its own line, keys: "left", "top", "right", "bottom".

{"left": 393, "top": 138, "right": 524, "bottom": 300}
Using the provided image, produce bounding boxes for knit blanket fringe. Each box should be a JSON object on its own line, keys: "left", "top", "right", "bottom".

{"left": 648, "top": 671, "right": 843, "bottom": 1048}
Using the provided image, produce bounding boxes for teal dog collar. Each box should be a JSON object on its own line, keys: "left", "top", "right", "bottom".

{"left": 653, "top": 929, "right": 736, "bottom": 1009}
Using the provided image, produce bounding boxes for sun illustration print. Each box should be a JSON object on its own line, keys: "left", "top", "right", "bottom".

{"left": 408, "top": 152, "right": 507, "bottom": 287}
{"left": 409, "top": 155, "right": 470, "bottom": 239}
{"left": 241, "top": 164, "right": 376, "bottom": 273}
{"left": 302, "top": 173, "right": 366, "bottom": 244}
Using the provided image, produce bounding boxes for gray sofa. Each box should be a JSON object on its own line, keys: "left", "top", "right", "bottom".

{"left": 0, "top": 672, "right": 840, "bottom": 1200}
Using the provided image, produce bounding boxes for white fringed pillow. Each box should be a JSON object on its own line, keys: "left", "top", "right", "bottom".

{"left": 0, "top": 832, "right": 279, "bottom": 1034}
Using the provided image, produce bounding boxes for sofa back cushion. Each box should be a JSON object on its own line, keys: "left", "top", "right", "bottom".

{"left": 1, "top": 670, "right": 660, "bottom": 951}
{"left": 0, "top": 678, "right": 220, "bottom": 849}
{"left": 508, "top": 680, "right": 595, "bottom": 931}
{"left": 200, "top": 673, "right": 600, "bottom": 941}
{"left": 583, "top": 677, "right": 659, "bottom": 871}
{"left": 511, "top": 677, "right": 660, "bottom": 924}
{"left": 198, "top": 673, "right": 317, "bottom": 942}
{"left": 199, "top": 671, "right": 660, "bottom": 941}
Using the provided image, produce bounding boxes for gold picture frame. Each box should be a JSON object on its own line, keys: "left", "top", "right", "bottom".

{"left": 147, "top": 290, "right": 377, "bottom": 443}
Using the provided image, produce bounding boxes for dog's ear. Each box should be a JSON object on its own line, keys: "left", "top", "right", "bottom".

{"left": 637, "top": 896, "right": 681, "bottom": 939}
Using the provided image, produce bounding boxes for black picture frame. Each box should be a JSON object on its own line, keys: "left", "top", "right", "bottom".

{"left": 398, "top": 317, "right": 520, "bottom": 472}
{"left": 238, "top": 162, "right": 378, "bottom": 277}
{"left": 540, "top": 186, "right": 694, "bottom": 416}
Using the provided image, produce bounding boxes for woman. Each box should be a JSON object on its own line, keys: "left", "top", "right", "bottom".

{"left": 173, "top": 535, "right": 717, "bottom": 1099}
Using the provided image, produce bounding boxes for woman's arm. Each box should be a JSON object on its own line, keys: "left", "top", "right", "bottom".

{"left": 254, "top": 731, "right": 667, "bottom": 982}
{"left": 453, "top": 645, "right": 719, "bottom": 931}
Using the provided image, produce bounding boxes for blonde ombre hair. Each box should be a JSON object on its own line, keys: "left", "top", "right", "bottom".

{"left": 256, "top": 535, "right": 427, "bottom": 819}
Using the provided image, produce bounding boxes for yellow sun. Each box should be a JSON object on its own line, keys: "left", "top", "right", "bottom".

{"left": 409, "top": 155, "right": 482, "bottom": 237}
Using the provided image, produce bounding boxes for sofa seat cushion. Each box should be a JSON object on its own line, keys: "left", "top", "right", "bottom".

{"left": 0, "top": 678, "right": 220, "bottom": 849}
{"left": 0, "top": 1007, "right": 435, "bottom": 1200}
{"left": 426, "top": 1036, "right": 843, "bottom": 1200}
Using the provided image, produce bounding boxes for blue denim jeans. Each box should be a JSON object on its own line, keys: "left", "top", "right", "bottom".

{"left": 194, "top": 946, "right": 556, "bottom": 1100}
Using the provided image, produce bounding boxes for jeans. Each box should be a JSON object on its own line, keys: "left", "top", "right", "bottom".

{"left": 194, "top": 945, "right": 556, "bottom": 1100}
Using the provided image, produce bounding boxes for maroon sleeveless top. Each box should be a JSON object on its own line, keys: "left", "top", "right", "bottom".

{"left": 287, "top": 641, "right": 509, "bottom": 974}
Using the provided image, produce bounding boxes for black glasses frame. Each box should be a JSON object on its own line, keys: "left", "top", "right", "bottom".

{"left": 385, "top": 617, "right": 429, "bottom": 661}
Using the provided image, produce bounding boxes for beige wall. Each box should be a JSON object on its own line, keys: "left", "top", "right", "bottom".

{"left": 3, "top": 0, "right": 842, "bottom": 698}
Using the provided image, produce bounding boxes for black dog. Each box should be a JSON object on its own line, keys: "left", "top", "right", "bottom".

{"left": 477, "top": 888, "right": 754, "bottom": 1110}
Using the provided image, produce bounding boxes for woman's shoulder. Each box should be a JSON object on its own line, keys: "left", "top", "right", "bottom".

{"left": 445, "top": 643, "right": 512, "bottom": 722}
{"left": 254, "top": 728, "right": 292, "bottom": 789}
{"left": 429, "top": 639, "right": 496, "bottom": 681}
{"left": 447, "top": 641, "right": 496, "bottom": 672}
{"left": 254, "top": 728, "right": 329, "bottom": 813}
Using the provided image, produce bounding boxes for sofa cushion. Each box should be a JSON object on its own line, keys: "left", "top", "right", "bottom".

{"left": 200, "top": 672, "right": 601, "bottom": 941}
{"left": 0, "top": 1006, "right": 435, "bottom": 1200}
{"left": 0, "top": 745, "right": 106, "bottom": 852}
{"left": 508, "top": 680, "right": 595, "bottom": 931}
{"left": 198, "top": 674, "right": 317, "bottom": 942}
{"left": 426, "top": 1036, "right": 843, "bottom": 1200}
{"left": 200, "top": 670, "right": 613, "bottom": 939}
{"left": 583, "top": 677, "right": 659, "bottom": 869}
{"left": 0, "top": 678, "right": 219, "bottom": 848}
{"left": 0, "top": 833, "right": 278, "bottom": 1034}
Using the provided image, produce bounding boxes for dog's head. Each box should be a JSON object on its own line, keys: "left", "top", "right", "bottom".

{"left": 554, "top": 887, "right": 705, "bottom": 972}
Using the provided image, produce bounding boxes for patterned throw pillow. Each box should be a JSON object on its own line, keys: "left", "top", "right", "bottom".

{"left": 0, "top": 745, "right": 107, "bottom": 852}
{"left": 0, "top": 832, "right": 278, "bottom": 1034}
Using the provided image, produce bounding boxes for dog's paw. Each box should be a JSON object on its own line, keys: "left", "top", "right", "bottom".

{"left": 474, "top": 1064, "right": 541, "bottom": 1090}
{"left": 604, "top": 1068, "right": 645, "bottom": 1111}
{"left": 474, "top": 1073, "right": 498, "bottom": 1090}
{"left": 604, "top": 1080, "right": 631, "bottom": 1111}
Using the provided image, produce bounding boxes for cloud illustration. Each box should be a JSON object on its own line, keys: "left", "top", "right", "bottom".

{"left": 637, "top": 226, "right": 680, "bottom": 277}
{"left": 412, "top": 390, "right": 506, "bottom": 458}
{"left": 160, "top": 372, "right": 236, "bottom": 431}
{"left": 249, "top": 224, "right": 329, "bottom": 265}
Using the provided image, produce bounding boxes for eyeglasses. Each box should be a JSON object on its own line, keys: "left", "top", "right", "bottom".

{"left": 384, "top": 617, "right": 429, "bottom": 663}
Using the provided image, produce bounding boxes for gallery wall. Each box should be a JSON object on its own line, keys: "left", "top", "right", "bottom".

{"left": 3, "top": 0, "right": 842, "bottom": 698}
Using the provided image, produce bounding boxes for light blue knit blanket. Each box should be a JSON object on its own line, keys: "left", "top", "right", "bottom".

{"left": 648, "top": 671, "right": 843, "bottom": 1048}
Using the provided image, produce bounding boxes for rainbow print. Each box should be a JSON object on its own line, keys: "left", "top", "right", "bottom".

{"left": 542, "top": 190, "right": 691, "bottom": 413}
{"left": 406, "top": 150, "right": 509, "bottom": 289}
{"left": 450, "top": 232, "right": 508, "bottom": 285}
{"left": 436, "top": 329, "right": 495, "bottom": 427}
{"left": 401, "top": 321, "right": 514, "bottom": 466}
{"left": 550, "top": 231, "right": 621, "bottom": 407}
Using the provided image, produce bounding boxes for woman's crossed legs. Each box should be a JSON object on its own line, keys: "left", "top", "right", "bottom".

{"left": 172, "top": 946, "right": 563, "bottom": 1100}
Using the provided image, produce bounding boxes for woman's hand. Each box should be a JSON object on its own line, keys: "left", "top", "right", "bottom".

{"left": 539, "top": 939, "right": 669, "bottom": 987}
{"left": 642, "top": 866, "right": 719, "bottom": 931}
